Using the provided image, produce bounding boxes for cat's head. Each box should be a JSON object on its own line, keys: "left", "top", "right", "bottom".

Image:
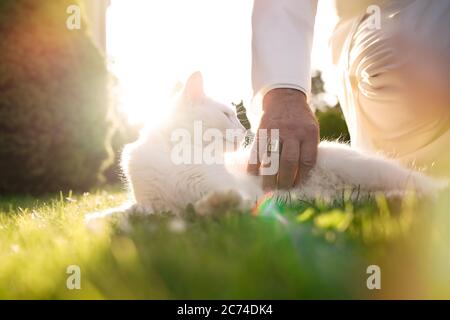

{"left": 171, "top": 71, "right": 246, "bottom": 151}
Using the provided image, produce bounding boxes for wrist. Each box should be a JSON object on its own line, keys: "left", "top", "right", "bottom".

{"left": 263, "top": 88, "right": 308, "bottom": 113}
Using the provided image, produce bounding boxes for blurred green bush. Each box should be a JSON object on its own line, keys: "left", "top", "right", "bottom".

{"left": 312, "top": 71, "right": 350, "bottom": 142}
{"left": 316, "top": 106, "right": 350, "bottom": 142}
{"left": 0, "top": 0, "right": 115, "bottom": 194}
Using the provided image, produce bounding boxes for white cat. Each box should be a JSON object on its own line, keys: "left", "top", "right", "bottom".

{"left": 87, "top": 71, "right": 446, "bottom": 220}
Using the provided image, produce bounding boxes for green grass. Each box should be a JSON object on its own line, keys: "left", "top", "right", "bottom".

{"left": 0, "top": 187, "right": 449, "bottom": 299}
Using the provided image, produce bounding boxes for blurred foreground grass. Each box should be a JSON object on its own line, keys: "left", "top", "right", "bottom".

{"left": 0, "top": 186, "right": 449, "bottom": 299}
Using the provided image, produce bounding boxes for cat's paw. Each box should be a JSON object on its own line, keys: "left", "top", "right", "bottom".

{"left": 84, "top": 202, "right": 150, "bottom": 233}
{"left": 194, "top": 190, "right": 248, "bottom": 215}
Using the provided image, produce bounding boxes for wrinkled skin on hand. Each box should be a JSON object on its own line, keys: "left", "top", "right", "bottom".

{"left": 247, "top": 88, "right": 319, "bottom": 191}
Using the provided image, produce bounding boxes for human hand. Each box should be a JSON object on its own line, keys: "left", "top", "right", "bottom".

{"left": 247, "top": 88, "right": 319, "bottom": 191}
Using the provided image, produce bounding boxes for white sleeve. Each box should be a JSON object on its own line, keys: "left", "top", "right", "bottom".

{"left": 251, "top": 0, "right": 318, "bottom": 101}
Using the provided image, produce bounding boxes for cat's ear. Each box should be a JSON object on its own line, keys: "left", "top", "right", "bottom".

{"left": 184, "top": 71, "right": 205, "bottom": 104}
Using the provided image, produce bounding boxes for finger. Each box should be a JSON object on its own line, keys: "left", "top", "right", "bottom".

{"left": 247, "top": 133, "right": 264, "bottom": 176}
{"left": 262, "top": 168, "right": 278, "bottom": 192}
{"left": 247, "top": 142, "right": 260, "bottom": 176}
{"left": 278, "top": 139, "right": 300, "bottom": 190}
{"left": 296, "top": 139, "right": 318, "bottom": 185}
{"left": 261, "top": 130, "right": 278, "bottom": 191}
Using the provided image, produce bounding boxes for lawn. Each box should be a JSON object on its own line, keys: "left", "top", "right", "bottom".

{"left": 0, "top": 186, "right": 449, "bottom": 299}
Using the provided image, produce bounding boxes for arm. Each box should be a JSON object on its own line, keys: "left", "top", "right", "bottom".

{"left": 252, "top": 0, "right": 318, "bottom": 99}
{"left": 249, "top": 0, "right": 319, "bottom": 190}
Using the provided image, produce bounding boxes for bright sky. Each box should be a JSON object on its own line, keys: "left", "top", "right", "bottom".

{"left": 107, "top": 0, "right": 338, "bottom": 125}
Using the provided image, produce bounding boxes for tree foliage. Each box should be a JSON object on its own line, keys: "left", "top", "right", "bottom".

{"left": 0, "top": 0, "right": 115, "bottom": 194}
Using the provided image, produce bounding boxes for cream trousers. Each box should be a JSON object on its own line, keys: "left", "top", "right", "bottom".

{"left": 331, "top": 0, "right": 450, "bottom": 176}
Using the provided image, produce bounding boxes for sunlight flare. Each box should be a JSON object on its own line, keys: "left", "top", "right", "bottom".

{"left": 106, "top": 0, "right": 254, "bottom": 126}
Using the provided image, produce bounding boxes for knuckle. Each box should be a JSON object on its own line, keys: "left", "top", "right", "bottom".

{"left": 283, "top": 159, "right": 297, "bottom": 167}
{"left": 305, "top": 122, "right": 319, "bottom": 135}
{"left": 281, "top": 158, "right": 298, "bottom": 170}
{"left": 301, "top": 157, "right": 316, "bottom": 167}
{"left": 282, "top": 150, "right": 299, "bottom": 164}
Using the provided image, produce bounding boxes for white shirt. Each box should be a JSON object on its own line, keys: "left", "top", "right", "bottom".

{"left": 251, "top": 0, "right": 379, "bottom": 100}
